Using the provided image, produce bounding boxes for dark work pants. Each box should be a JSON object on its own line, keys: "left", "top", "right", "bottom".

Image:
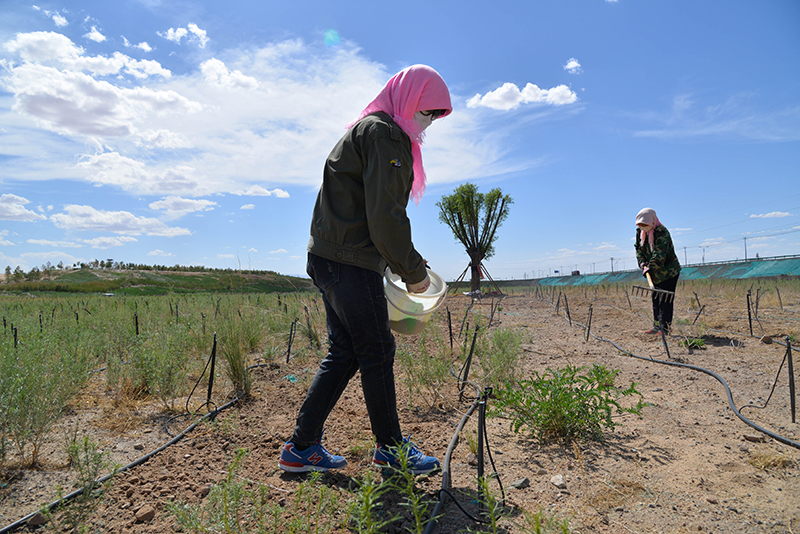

{"left": 290, "top": 253, "right": 403, "bottom": 450}
{"left": 652, "top": 274, "right": 679, "bottom": 333}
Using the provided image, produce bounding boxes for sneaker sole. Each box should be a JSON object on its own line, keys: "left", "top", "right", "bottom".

{"left": 279, "top": 461, "right": 333, "bottom": 473}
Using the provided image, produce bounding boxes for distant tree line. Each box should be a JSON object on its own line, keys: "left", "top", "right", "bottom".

{"left": 2, "top": 259, "right": 282, "bottom": 283}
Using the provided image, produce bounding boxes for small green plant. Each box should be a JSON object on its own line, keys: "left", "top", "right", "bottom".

{"left": 347, "top": 469, "right": 398, "bottom": 534}
{"left": 678, "top": 337, "right": 706, "bottom": 349}
{"left": 490, "top": 364, "right": 646, "bottom": 442}
{"left": 170, "top": 449, "right": 346, "bottom": 534}
{"left": 472, "top": 475, "right": 506, "bottom": 534}
{"left": 477, "top": 327, "right": 523, "bottom": 389}
{"left": 170, "top": 448, "right": 253, "bottom": 533}
{"left": 384, "top": 442, "right": 439, "bottom": 534}
{"left": 465, "top": 429, "right": 479, "bottom": 456}
{"left": 517, "top": 508, "right": 574, "bottom": 533}
{"left": 46, "top": 434, "right": 119, "bottom": 533}
{"left": 0, "top": 330, "right": 91, "bottom": 465}
{"left": 216, "top": 310, "right": 255, "bottom": 396}
{"left": 395, "top": 326, "right": 452, "bottom": 409}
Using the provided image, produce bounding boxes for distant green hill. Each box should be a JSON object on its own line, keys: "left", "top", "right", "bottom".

{"left": 0, "top": 268, "right": 315, "bottom": 295}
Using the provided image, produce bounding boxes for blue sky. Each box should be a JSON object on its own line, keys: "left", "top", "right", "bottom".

{"left": 1, "top": 0, "right": 799, "bottom": 281}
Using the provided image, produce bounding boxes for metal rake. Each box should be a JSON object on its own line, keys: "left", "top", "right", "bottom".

{"left": 632, "top": 272, "right": 675, "bottom": 303}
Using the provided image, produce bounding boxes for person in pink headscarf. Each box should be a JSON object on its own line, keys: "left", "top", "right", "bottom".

{"left": 279, "top": 65, "right": 452, "bottom": 475}
{"left": 635, "top": 207, "right": 681, "bottom": 334}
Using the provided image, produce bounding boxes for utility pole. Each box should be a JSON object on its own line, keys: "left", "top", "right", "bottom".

{"left": 744, "top": 237, "right": 748, "bottom": 260}
{"left": 684, "top": 246, "right": 687, "bottom": 265}
{"left": 610, "top": 257, "right": 614, "bottom": 273}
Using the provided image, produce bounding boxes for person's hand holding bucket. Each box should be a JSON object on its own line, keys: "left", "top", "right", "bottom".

{"left": 406, "top": 273, "right": 430, "bottom": 294}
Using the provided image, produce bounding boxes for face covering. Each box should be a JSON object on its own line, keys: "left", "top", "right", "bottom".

{"left": 414, "top": 111, "right": 433, "bottom": 131}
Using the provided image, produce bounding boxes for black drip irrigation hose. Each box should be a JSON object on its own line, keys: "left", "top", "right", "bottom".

{"left": 545, "top": 298, "right": 800, "bottom": 451}
{"left": 423, "top": 372, "right": 507, "bottom": 533}
{"left": 424, "top": 381, "right": 482, "bottom": 534}
{"left": 0, "top": 395, "right": 242, "bottom": 534}
{"left": 0, "top": 348, "right": 275, "bottom": 534}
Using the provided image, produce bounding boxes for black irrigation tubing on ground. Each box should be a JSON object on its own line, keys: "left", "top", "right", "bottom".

{"left": 0, "top": 359, "right": 277, "bottom": 534}
{"left": 424, "top": 377, "right": 483, "bottom": 534}
{"left": 543, "top": 297, "right": 800, "bottom": 451}
{"left": 421, "top": 370, "right": 508, "bottom": 532}
{"left": 0, "top": 395, "right": 242, "bottom": 534}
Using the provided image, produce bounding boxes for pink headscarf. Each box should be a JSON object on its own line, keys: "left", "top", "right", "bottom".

{"left": 347, "top": 65, "right": 452, "bottom": 204}
{"left": 636, "top": 207, "right": 662, "bottom": 249}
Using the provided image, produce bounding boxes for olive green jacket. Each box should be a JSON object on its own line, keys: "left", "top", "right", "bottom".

{"left": 634, "top": 225, "right": 681, "bottom": 284}
{"left": 307, "top": 112, "right": 428, "bottom": 285}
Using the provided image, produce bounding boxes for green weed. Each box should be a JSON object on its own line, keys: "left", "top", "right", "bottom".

{"left": 46, "top": 433, "right": 119, "bottom": 533}
{"left": 490, "top": 364, "right": 645, "bottom": 443}
{"left": 678, "top": 337, "right": 706, "bottom": 349}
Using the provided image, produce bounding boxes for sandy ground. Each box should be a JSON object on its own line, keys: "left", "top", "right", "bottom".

{"left": 1, "top": 283, "right": 799, "bottom": 533}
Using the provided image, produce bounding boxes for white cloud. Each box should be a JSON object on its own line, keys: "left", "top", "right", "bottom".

{"left": 750, "top": 212, "right": 791, "bottom": 218}
{"left": 201, "top": 58, "right": 258, "bottom": 90}
{"left": 270, "top": 248, "right": 287, "bottom": 254}
{"left": 466, "top": 82, "right": 578, "bottom": 111}
{"left": 84, "top": 26, "right": 106, "bottom": 43}
{"left": 160, "top": 27, "right": 187, "bottom": 44}
{"left": 82, "top": 236, "right": 138, "bottom": 249}
{"left": 28, "top": 238, "right": 82, "bottom": 248}
{"left": 148, "top": 249, "right": 174, "bottom": 256}
{"left": 33, "top": 6, "right": 68, "bottom": 27}
{"left": 149, "top": 196, "right": 218, "bottom": 218}
{"left": 634, "top": 92, "right": 800, "bottom": 141}
{"left": 122, "top": 36, "right": 153, "bottom": 53}
{"left": 0, "top": 230, "right": 14, "bottom": 246}
{"left": 5, "top": 65, "right": 186, "bottom": 137}
{"left": 158, "top": 23, "right": 209, "bottom": 48}
{"left": 591, "top": 242, "right": 618, "bottom": 251}
{"left": 76, "top": 152, "right": 206, "bottom": 195}
{"left": 563, "top": 58, "right": 582, "bottom": 74}
{"left": 4, "top": 32, "right": 170, "bottom": 79}
{"left": 0, "top": 194, "right": 48, "bottom": 221}
{"left": 240, "top": 204, "right": 255, "bottom": 210}
{"left": 50, "top": 204, "right": 191, "bottom": 237}
{"left": 238, "top": 186, "right": 290, "bottom": 198}
{"left": 136, "top": 129, "right": 192, "bottom": 149}
{"left": 1, "top": 32, "right": 538, "bottom": 200}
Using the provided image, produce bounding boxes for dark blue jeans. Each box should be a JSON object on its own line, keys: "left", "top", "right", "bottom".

{"left": 290, "top": 253, "right": 403, "bottom": 449}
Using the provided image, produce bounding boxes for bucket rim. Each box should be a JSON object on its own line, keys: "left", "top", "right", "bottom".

{"left": 384, "top": 267, "right": 446, "bottom": 299}
{"left": 384, "top": 267, "right": 447, "bottom": 316}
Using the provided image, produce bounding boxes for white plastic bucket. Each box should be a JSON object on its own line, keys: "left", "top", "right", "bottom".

{"left": 384, "top": 267, "right": 447, "bottom": 335}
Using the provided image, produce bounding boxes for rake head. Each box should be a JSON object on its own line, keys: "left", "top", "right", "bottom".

{"left": 631, "top": 284, "right": 675, "bottom": 303}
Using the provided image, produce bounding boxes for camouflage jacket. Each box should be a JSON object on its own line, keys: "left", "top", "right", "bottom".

{"left": 634, "top": 225, "right": 681, "bottom": 284}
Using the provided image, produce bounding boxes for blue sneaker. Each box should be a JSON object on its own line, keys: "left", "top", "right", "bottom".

{"left": 279, "top": 440, "right": 347, "bottom": 473}
{"left": 373, "top": 437, "right": 440, "bottom": 475}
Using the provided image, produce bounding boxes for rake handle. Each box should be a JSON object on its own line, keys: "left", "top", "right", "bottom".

{"left": 645, "top": 271, "right": 655, "bottom": 289}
